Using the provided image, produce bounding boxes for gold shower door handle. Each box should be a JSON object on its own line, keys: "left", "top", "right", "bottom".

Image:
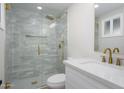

{"left": 37, "top": 45, "right": 41, "bottom": 55}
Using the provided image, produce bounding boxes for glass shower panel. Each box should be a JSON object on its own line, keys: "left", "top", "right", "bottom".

{"left": 5, "top": 4, "right": 66, "bottom": 89}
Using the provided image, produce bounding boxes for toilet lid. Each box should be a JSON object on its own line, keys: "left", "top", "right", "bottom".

{"left": 47, "top": 74, "right": 65, "bottom": 84}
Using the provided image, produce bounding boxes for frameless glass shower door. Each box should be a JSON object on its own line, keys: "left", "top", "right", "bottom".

{"left": 5, "top": 3, "right": 67, "bottom": 89}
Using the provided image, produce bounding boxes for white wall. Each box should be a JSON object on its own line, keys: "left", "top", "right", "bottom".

{"left": 96, "top": 6, "right": 124, "bottom": 54}
{"left": 67, "top": 3, "right": 94, "bottom": 58}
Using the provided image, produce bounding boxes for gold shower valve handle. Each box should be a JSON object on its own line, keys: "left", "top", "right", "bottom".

{"left": 31, "top": 80, "right": 38, "bottom": 85}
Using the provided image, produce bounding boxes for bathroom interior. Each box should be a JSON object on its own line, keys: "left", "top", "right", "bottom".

{"left": 0, "top": 3, "right": 124, "bottom": 89}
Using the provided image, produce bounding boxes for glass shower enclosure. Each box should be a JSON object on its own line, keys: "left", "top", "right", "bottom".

{"left": 5, "top": 3, "right": 67, "bottom": 89}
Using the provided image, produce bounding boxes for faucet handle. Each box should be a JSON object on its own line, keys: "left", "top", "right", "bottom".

{"left": 116, "top": 58, "right": 121, "bottom": 66}
{"left": 101, "top": 55, "right": 106, "bottom": 62}
{"left": 113, "top": 48, "right": 119, "bottom": 53}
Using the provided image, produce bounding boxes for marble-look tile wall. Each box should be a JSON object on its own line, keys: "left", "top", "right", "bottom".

{"left": 5, "top": 4, "right": 67, "bottom": 88}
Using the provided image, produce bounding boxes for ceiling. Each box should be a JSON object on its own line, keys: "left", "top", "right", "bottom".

{"left": 95, "top": 3, "right": 124, "bottom": 17}
{"left": 11, "top": 3, "right": 124, "bottom": 18}
{"left": 11, "top": 3, "right": 72, "bottom": 17}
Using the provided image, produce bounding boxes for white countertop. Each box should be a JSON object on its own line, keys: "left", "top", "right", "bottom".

{"left": 64, "top": 58, "right": 124, "bottom": 88}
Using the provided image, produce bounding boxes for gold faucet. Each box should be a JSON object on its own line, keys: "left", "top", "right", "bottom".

{"left": 103, "top": 48, "right": 113, "bottom": 64}
{"left": 113, "top": 48, "right": 120, "bottom": 66}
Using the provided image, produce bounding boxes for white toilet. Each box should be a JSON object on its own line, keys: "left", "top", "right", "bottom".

{"left": 47, "top": 74, "right": 65, "bottom": 89}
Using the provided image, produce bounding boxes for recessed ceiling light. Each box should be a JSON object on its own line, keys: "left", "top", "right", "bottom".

{"left": 37, "top": 6, "right": 42, "bottom": 10}
{"left": 94, "top": 4, "right": 99, "bottom": 8}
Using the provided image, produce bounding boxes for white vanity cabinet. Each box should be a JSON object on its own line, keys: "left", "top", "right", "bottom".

{"left": 64, "top": 60, "right": 122, "bottom": 89}
{"left": 0, "top": 3, "right": 5, "bottom": 31}
{"left": 65, "top": 66, "right": 107, "bottom": 89}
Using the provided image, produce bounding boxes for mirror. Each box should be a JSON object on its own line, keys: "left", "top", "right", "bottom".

{"left": 95, "top": 3, "right": 124, "bottom": 54}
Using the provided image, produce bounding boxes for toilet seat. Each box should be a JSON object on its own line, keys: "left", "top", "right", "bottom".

{"left": 47, "top": 74, "right": 65, "bottom": 89}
